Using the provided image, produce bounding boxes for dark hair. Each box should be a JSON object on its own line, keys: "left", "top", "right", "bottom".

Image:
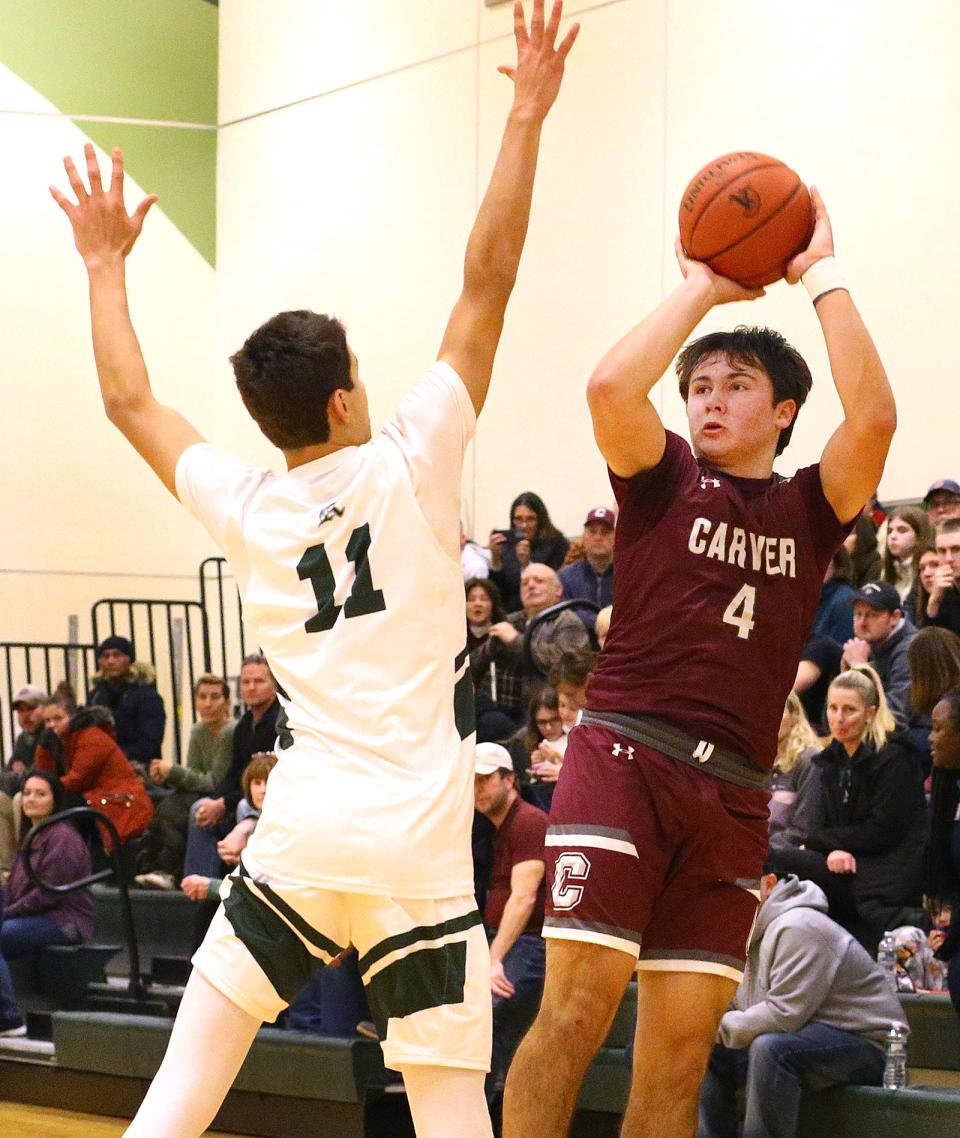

{"left": 675, "top": 326, "right": 813, "bottom": 456}
{"left": 924, "top": 687, "right": 960, "bottom": 908}
{"left": 828, "top": 546, "right": 854, "bottom": 586}
{"left": 848, "top": 511, "right": 882, "bottom": 587}
{"left": 882, "top": 506, "right": 933, "bottom": 586}
{"left": 230, "top": 311, "right": 353, "bottom": 449}
{"left": 523, "top": 687, "right": 560, "bottom": 755}
{"left": 548, "top": 650, "right": 596, "bottom": 692}
{"left": 940, "top": 517, "right": 960, "bottom": 535}
{"left": 193, "top": 673, "right": 230, "bottom": 701}
{"left": 465, "top": 577, "right": 506, "bottom": 624}
{"left": 510, "top": 492, "right": 562, "bottom": 543}
{"left": 21, "top": 769, "right": 65, "bottom": 836}
{"left": 911, "top": 542, "right": 939, "bottom": 623}
{"left": 242, "top": 752, "right": 277, "bottom": 801}
{"left": 909, "top": 627, "right": 960, "bottom": 716}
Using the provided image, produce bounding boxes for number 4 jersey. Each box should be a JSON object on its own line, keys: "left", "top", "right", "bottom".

{"left": 175, "top": 362, "right": 477, "bottom": 898}
{"left": 587, "top": 430, "right": 854, "bottom": 773}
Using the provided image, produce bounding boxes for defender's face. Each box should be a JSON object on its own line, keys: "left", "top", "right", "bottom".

{"left": 685, "top": 355, "right": 795, "bottom": 470}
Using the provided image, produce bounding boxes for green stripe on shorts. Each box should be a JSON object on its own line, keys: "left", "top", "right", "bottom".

{"left": 224, "top": 875, "right": 326, "bottom": 1004}
{"left": 356, "top": 910, "right": 482, "bottom": 975}
{"left": 237, "top": 862, "right": 343, "bottom": 958}
{"left": 365, "top": 940, "right": 469, "bottom": 1023}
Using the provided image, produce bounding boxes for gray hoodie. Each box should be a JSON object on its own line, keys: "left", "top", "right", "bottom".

{"left": 719, "top": 875, "right": 906, "bottom": 1051}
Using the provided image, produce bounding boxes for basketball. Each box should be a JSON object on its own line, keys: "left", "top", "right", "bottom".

{"left": 678, "top": 152, "right": 815, "bottom": 288}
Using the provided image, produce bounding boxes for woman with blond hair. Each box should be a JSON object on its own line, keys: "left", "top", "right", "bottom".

{"left": 767, "top": 693, "right": 822, "bottom": 852}
{"left": 770, "top": 666, "right": 927, "bottom": 951}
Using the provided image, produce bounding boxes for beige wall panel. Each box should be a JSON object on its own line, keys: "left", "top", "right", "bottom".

{"left": 479, "top": 0, "right": 623, "bottom": 40}
{"left": 216, "top": 51, "right": 479, "bottom": 470}
{"left": 664, "top": 0, "right": 957, "bottom": 496}
{"left": 471, "top": 0, "right": 667, "bottom": 540}
{"left": 219, "top": 0, "right": 477, "bottom": 124}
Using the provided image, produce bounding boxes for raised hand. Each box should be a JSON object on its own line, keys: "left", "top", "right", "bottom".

{"left": 785, "top": 185, "right": 834, "bottom": 284}
{"left": 498, "top": 0, "right": 579, "bottom": 120}
{"left": 674, "top": 237, "right": 766, "bottom": 307}
{"left": 50, "top": 143, "right": 157, "bottom": 266}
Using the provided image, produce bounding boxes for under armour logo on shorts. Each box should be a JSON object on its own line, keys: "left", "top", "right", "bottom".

{"left": 693, "top": 740, "right": 715, "bottom": 763}
{"left": 611, "top": 743, "right": 635, "bottom": 759}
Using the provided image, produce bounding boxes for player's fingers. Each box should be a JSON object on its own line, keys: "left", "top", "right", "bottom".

{"left": 513, "top": 0, "right": 529, "bottom": 48}
{"left": 49, "top": 185, "right": 75, "bottom": 216}
{"left": 556, "top": 21, "right": 580, "bottom": 60}
{"left": 84, "top": 142, "right": 103, "bottom": 194}
{"left": 530, "top": 0, "right": 545, "bottom": 43}
{"left": 109, "top": 147, "right": 125, "bottom": 195}
{"left": 544, "top": 0, "right": 562, "bottom": 46}
{"left": 497, "top": 64, "right": 517, "bottom": 82}
{"left": 63, "top": 155, "right": 88, "bottom": 201}
{"left": 131, "top": 194, "right": 159, "bottom": 230}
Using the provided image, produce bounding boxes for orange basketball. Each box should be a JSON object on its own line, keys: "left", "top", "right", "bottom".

{"left": 678, "top": 152, "right": 814, "bottom": 288}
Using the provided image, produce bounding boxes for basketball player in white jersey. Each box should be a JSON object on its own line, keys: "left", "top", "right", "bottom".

{"left": 51, "top": 5, "right": 578, "bottom": 1135}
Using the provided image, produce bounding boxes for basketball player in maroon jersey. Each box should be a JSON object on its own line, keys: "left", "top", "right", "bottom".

{"left": 503, "top": 191, "right": 896, "bottom": 1138}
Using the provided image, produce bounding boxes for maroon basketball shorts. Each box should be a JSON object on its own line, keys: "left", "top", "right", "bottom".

{"left": 543, "top": 722, "right": 769, "bottom": 981}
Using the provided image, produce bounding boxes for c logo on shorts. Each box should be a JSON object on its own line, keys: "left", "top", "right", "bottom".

{"left": 551, "top": 852, "right": 592, "bottom": 911}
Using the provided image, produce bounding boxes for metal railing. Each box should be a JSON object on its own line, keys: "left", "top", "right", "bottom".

{"left": 0, "top": 641, "right": 97, "bottom": 761}
{"left": 199, "top": 556, "right": 247, "bottom": 681}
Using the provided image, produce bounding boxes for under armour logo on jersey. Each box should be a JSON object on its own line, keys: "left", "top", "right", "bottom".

{"left": 692, "top": 740, "right": 715, "bottom": 764}
{"left": 317, "top": 502, "right": 345, "bottom": 526}
{"left": 611, "top": 743, "right": 635, "bottom": 759}
{"left": 700, "top": 475, "right": 721, "bottom": 490}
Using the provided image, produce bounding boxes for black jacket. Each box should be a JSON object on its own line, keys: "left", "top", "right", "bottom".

{"left": 213, "top": 699, "right": 280, "bottom": 812}
{"left": 87, "top": 662, "right": 165, "bottom": 764}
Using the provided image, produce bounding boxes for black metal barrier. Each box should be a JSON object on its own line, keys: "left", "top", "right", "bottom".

{"left": 23, "top": 805, "right": 146, "bottom": 1002}
{"left": 199, "top": 556, "right": 246, "bottom": 681}
{"left": 523, "top": 599, "right": 601, "bottom": 677}
{"left": 1, "top": 641, "right": 97, "bottom": 760}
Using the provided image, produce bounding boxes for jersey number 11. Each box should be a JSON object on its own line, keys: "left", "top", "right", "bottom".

{"left": 296, "top": 523, "right": 386, "bottom": 633}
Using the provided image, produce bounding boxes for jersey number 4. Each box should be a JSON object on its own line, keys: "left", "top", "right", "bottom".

{"left": 722, "top": 583, "right": 756, "bottom": 640}
{"left": 296, "top": 523, "right": 386, "bottom": 633}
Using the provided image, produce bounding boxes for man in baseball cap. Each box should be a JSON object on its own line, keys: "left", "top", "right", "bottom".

{"left": 559, "top": 507, "right": 616, "bottom": 630}
{"left": 841, "top": 581, "right": 916, "bottom": 727}
{"left": 923, "top": 479, "right": 960, "bottom": 528}
{"left": 473, "top": 740, "right": 547, "bottom": 1112}
{"left": 7, "top": 684, "right": 49, "bottom": 777}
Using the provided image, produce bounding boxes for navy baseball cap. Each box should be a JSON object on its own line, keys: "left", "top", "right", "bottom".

{"left": 850, "top": 582, "right": 901, "bottom": 613}
{"left": 924, "top": 479, "right": 960, "bottom": 505}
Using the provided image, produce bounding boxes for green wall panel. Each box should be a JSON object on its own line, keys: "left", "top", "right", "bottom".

{"left": 81, "top": 121, "right": 216, "bottom": 267}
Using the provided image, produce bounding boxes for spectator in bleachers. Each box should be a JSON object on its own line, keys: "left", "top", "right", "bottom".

{"left": 470, "top": 565, "right": 588, "bottom": 732}
{"left": 925, "top": 518, "right": 960, "bottom": 637}
{"left": 506, "top": 688, "right": 566, "bottom": 811}
{"left": 465, "top": 577, "right": 506, "bottom": 653}
{"left": 5, "top": 685, "right": 48, "bottom": 779}
{"left": 133, "top": 674, "right": 237, "bottom": 890}
{"left": 87, "top": 636, "right": 165, "bottom": 772}
{"left": 905, "top": 627, "right": 960, "bottom": 778}
{"left": 794, "top": 632, "right": 842, "bottom": 733}
{"left": 595, "top": 605, "right": 611, "bottom": 651}
{"left": 770, "top": 667, "right": 927, "bottom": 952}
{"left": 461, "top": 523, "right": 491, "bottom": 581}
{"left": 811, "top": 548, "right": 855, "bottom": 646}
{"left": 34, "top": 699, "right": 153, "bottom": 857}
{"left": 767, "top": 694, "right": 821, "bottom": 854}
{"left": 473, "top": 743, "right": 547, "bottom": 1111}
{"left": 489, "top": 492, "right": 569, "bottom": 612}
{"left": 924, "top": 478, "right": 960, "bottom": 529}
{"left": 881, "top": 506, "right": 932, "bottom": 605}
{"left": 547, "top": 649, "right": 595, "bottom": 723}
{"left": 843, "top": 510, "right": 882, "bottom": 588}
{"left": 696, "top": 871, "right": 904, "bottom": 1138}
{"left": 182, "top": 656, "right": 279, "bottom": 880}
{"left": 905, "top": 542, "right": 938, "bottom": 626}
{"left": 559, "top": 507, "right": 615, "bottom": 630}
{"left": 0, "top": 771, "right": 94, "bottom": 1037}
{"left": 841, "top": 582, "right": 916, "bottom": 729}
{"left": 924, "top": 686, "right": 960, "bottom": 1015}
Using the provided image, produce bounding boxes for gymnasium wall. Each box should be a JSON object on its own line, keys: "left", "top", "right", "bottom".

{"left": 0, "top": 0, "right": 954, "bottom": 651}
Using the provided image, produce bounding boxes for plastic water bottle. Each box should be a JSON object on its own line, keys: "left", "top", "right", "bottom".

{"left": 882, "top": 1023, "right": 908, "bottom": 1089}
{"left": 877, "top": 930, "right": 897, "bottom": 993}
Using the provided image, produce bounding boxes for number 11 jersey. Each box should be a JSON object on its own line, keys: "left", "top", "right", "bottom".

{"left": 587, "top": 431, "right": 854, "bottom": 772}
{"left": 175, "top": 362, "right": 476, "bottom": 898}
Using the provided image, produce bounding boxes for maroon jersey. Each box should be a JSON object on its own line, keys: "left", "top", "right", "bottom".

{"left": 587, "top": 431, "right": 853, "bottom": 771}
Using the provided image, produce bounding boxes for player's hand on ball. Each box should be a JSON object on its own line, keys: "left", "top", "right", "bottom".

{"left": 785, "top": 186, "right": 834, "bottom": 284}
{"left": 50, "top": 143, "right": 158, "bottom": 267}
{"left": 498, "top": 1, "right": 579, "bottom": 121}
{"left": 826, "top": 849, "right": 857, "bottom": 874}
{"left": 674, "top": 238, "right": 765, "bottom": 306}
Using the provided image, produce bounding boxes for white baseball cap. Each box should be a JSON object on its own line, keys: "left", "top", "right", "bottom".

{"left": 474, "top": 742, "right": 513, "bottom": 776}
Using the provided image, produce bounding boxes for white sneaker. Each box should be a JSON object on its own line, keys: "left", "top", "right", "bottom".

{"left": 134, "top": 871, "right": 176, "bottom": 891}
{"left": 0, "top": 1020, "right": 27, "bottom": 1037}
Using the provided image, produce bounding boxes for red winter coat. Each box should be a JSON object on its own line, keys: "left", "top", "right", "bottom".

{"left": 36, "top": 723, "right": 154, "bottom": 851}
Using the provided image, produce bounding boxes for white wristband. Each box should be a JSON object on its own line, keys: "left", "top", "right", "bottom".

{"left": 801, "top": 256, "right": 848, "bottom": 304}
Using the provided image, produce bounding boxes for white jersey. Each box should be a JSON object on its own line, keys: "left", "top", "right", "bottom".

{"left": 176, "top": 362, "right": 477, "bottom": 898}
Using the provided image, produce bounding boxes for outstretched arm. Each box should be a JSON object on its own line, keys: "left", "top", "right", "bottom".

{"left": 439, "top": 0, "right": 578, "bottom": 415}
{"left": 786, "top": 188, "right": 896, "bottom": 524}
{"left": 51, "top": 144, "right": 203, "bottom": 496}
{"left": 586, "top": 242, "right": 764, "bottom": 478}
